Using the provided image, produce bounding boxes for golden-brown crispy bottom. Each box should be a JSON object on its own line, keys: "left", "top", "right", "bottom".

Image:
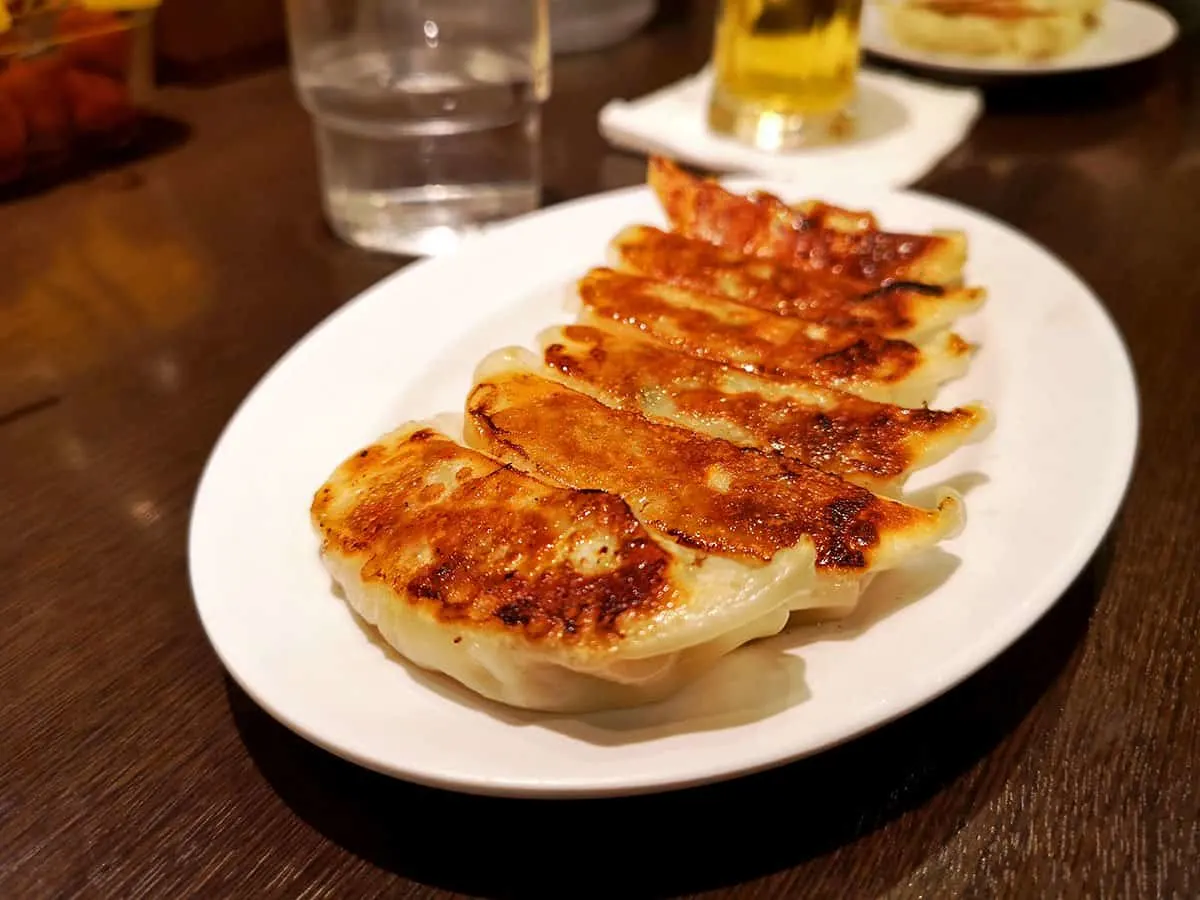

{"left": 541, "top": 324, "right": 987, "bottom": 493}
{"left": 648, "top": 157, "right": 967, "bottom": 286}
{"left": 312, "top": 426, "right": 675, "bottom": 646}
{"left": 466, "top": 368, "right": 960, "bottom": 571}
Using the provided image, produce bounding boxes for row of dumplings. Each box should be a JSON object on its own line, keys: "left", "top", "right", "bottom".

{"left": 311, "top": 158, "right": 992, "bottom": 714}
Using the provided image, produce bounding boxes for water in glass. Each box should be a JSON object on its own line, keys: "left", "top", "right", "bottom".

{"left": 288, "top": 1, "right": 548, "bottom": 256}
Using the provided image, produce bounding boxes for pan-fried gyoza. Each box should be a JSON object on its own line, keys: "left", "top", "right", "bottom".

{"left": 577, "top": 267, "right": 973, "bottom": 407}
{"left": 311, "top": 425, "right": 816, "bottom": 713}
{"left": 539, "top": 324, "right": 990, "bottom": 496}
{"left": 609, "top": 225, "right": 984, "bottom": 342}
{"left": 311, "top": 156, "right": 990, "bottom": 712}
{"left": 649, "top": 156, "right": 967, "bottom": 286}
{"left": 465, "top": 354, "right": 963, "bottom": 602}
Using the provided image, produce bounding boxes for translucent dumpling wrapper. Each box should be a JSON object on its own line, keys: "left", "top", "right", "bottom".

{"left": 465, "top": 351, "right": 965, "bottom": 616}
{"left": 311, "top": 424, "right": 823, "bottom": 713}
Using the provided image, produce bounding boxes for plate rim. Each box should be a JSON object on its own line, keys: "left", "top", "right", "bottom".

{"left": 188, "top": 181, "right": 1140, "bottom": 799}
{"left": 861, "top": 0, "right": 1179, "bottom": 77}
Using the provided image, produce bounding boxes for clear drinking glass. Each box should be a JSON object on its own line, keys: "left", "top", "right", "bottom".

{"left": 285, "top": 0, "right": 551, "bottom": 256}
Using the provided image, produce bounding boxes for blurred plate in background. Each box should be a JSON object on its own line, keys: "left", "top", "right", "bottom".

{"left": 862, "top": 0, "right": 1178, "bottom": 75}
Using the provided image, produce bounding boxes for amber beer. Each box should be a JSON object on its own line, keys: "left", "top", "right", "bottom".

{"left": 708, "top": 0, "right": 864, "bottom": 149}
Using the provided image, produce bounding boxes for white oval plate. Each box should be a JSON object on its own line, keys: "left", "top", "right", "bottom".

{"left": 189, "top": 180, "right": 1138, "bottom": 798}
{"left": 862, "top": 0, "right": 1178, "bottom": 75}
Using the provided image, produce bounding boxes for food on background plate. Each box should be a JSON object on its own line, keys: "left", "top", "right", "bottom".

{"left": 881, "top": 0, "right": 1105, "bottom": 60}
{"left": 539, "top": 324, "right": 990, "bottom": 496}
{"left": 310, "top": 156, "right": 990, "bottom": 713}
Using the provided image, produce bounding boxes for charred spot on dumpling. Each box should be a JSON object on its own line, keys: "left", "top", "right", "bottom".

{"left": 536, "top": 325, "right": 987, "bottom": 493}
{"left": 313, "top": 428, "right": 677, "bottom": 647}
{"left": 466, "top": 367, "right": 955, "bottom": 571}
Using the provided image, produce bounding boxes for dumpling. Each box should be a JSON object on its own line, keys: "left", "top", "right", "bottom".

{"left": 310, "top": 424, "right": 816, "bottom": 713}
{"left": 790, "top": 198, "right": 884, "bottom": 232}
{"left": 608, "top": 225, "right": 985, "bottom": 342}
{"left": 464, "top": 351, "right": 964, "bottom": 614}
{"left": 539, "top": 324, "right": 991, "bottom": 496}
{"left": 576, "top": 267, "right": 973, "bottom": 407}
{"left": 648, "top": 156, "right": 968, "bottom": 286}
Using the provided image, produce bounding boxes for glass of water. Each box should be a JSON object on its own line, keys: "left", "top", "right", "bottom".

{"left": 285, "top": 0, "right": 551, "bottom": 256}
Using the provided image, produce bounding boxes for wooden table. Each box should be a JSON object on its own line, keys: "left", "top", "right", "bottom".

{"left": 3, "top": 5, "right": 1198, "bottom": 897}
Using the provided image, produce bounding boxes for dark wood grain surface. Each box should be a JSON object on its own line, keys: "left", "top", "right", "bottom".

{"left": 2, "top": 3, "right": 1198, "bottom": 897}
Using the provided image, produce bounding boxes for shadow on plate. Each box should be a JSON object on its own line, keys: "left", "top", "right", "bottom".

{"left": 343, "top": 587, "right": 809, "bottom": 744}
{"left": 229, "top": 537, "right": 1109, "bottom": 898}
{"left": 229, "top": 541, "right": 1108, "bottom": 897}
{"left": 522, "top": 647, "right": 807, "bottom": 745}
{"left": 780, "top": 546, "right": 960, "bottom": 646}
{"left": 333, "top": 531, "right": 958, "bottom": 746}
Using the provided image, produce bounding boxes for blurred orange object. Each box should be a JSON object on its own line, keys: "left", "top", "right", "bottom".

{"left": 0, "top": 57, "right": 71, "bottom": 153}
{"left": 56, "top": 8, "right": 133, "bottom": 79}
{"left": 62, "top": 66, "right": 132, "bottom": 134}
{"left": 0, "top": 1, "right": 154, "bottom": 187}
{"left": 0, "top": 88, "right": 26, "bottom": 180}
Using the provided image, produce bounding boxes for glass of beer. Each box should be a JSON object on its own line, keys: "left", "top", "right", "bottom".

{"left": 708, "top": 0, "right": 864, "bottom": 150}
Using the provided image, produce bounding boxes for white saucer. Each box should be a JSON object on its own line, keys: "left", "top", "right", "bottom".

{"left": 862, "top": 0, "right": 1179, "bottom": 75}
